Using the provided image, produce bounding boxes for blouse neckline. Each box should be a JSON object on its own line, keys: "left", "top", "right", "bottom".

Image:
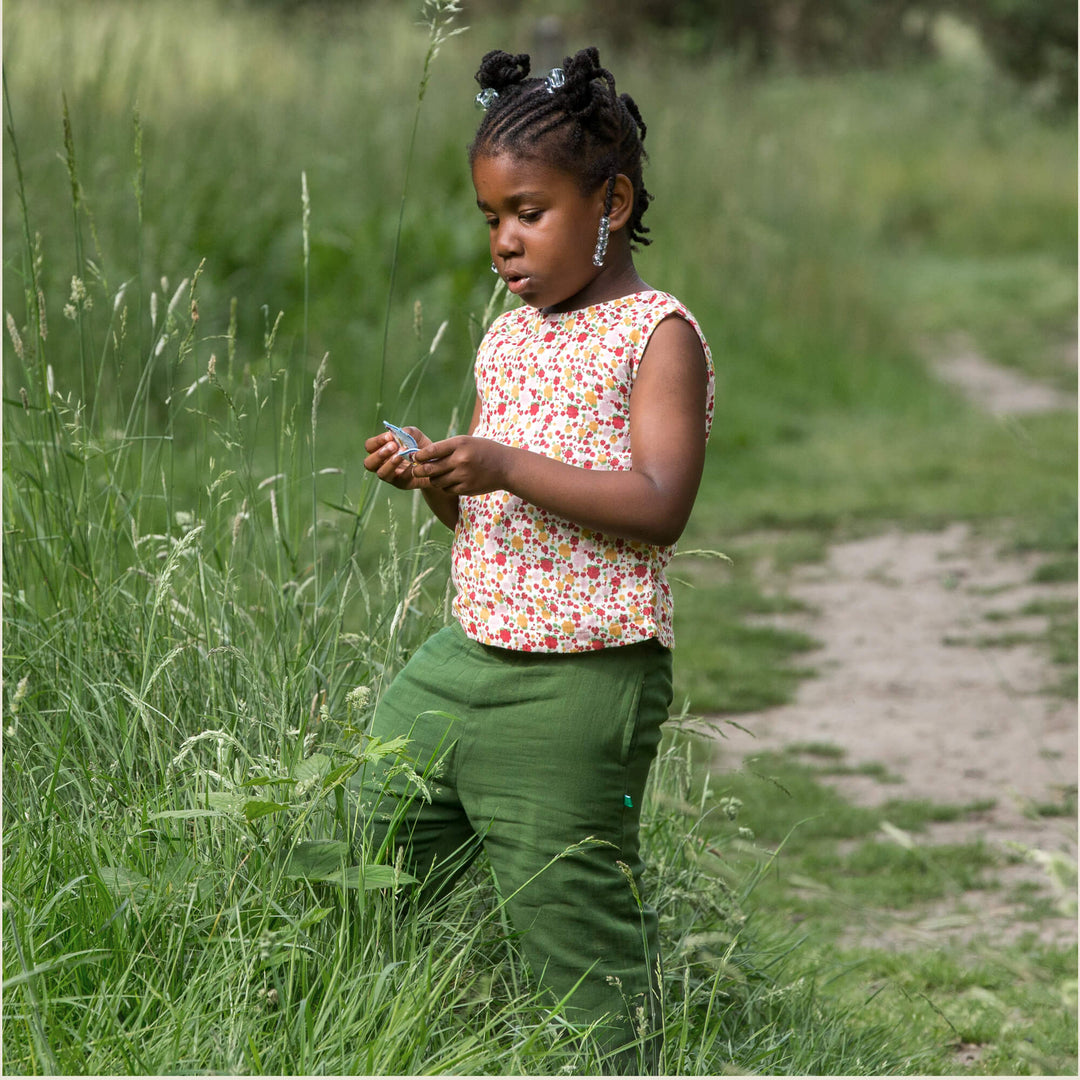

{"left": 537, "top": 289, "right": 659, "bottom": 323}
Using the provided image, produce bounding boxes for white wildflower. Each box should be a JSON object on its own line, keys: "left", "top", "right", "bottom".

{"left": 345, "top": 686, "right": 371, "bottom": 713}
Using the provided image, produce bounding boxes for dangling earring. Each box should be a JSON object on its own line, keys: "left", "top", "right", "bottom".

{"left": 491, "top": 261, "right": 499, "bottom": 274}
{"left": 592, "top": 215, "right": 610, "bottom": 268}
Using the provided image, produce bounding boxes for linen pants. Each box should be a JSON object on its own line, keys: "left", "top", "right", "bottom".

{"left": 361, "top": 621, "right": 673, "bottom": 1065}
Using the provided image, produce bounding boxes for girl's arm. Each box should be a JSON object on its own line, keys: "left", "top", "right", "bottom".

{"left": 410, "top": 315, "right": 708, "bottom": 547}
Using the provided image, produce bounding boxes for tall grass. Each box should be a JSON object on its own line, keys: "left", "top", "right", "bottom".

{"left": 1, "top": 3, "right": 924, "bottom": 1073}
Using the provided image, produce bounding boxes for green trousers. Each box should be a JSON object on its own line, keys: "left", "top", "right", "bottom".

{"left": 362, "top": 621, "right": 673, "bottom": 1067}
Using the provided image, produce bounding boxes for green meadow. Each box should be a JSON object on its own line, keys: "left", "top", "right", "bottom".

{"left": 3, "top": 0, "right": 1075, "bottom": 1073}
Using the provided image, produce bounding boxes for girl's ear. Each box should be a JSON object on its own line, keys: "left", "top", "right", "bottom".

{"left": 607, "top": 174, "right": 635, "bottom": 233}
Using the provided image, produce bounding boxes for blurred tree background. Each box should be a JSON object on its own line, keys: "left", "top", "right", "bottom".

{"left": 242, "top": 0, "right": 1076, "bottom": 102}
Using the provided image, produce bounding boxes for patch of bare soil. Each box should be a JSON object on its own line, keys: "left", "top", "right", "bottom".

{"left": 928, "top": 334, "right": 1077, "bottom": 416}
{"left": 710, "top": 345, "right": 1077, "bottom": 950}
{"left": 709, "top": 523, "right": 1077, "bottom": 949}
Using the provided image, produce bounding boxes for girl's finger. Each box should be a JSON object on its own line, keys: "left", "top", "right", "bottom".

{"left": 365, "top": 430, "right": 396, "bottom": 454}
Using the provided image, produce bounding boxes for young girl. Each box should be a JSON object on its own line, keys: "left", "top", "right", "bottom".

{"left": 363, "top": 46, "right": 714, "bottom": 1070}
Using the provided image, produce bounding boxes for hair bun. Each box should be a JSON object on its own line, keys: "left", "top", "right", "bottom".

{"left": 475, "top": 50, "right": 531, "bottom": 92}
{"left": 558, "top": 47, "right": 612, "bottom": 120}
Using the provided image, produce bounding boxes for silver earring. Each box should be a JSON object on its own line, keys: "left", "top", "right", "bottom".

{"left": 491, "top": 261, "right": 499, "bottom": 274}
{"left": 592, "top": 215, "right": 610, "bottom": 268}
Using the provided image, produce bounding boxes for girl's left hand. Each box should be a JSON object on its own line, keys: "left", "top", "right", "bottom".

{"left": 411, "top": 436, "right": 508, "bottom": 495}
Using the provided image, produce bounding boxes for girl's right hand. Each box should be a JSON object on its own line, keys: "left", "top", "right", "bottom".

{"left": 363, "top": 428, "right": 431, "bottom": 489}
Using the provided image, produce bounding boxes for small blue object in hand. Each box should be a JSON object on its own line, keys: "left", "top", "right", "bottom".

{"left": 383, "top": 420, "right": 421, "bottom": 458}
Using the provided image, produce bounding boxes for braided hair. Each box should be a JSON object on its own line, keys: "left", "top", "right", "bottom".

{"left": 469, "top": 47, "right": 653, "bottom": 249}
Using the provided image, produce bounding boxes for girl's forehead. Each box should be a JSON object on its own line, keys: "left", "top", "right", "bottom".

{"left": 472, "top": 152, "right": 585, "bottom": 198}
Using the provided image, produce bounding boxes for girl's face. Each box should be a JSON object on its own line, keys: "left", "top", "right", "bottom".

{"left": 473, "top": 152, "right": 609, "bottom": 314}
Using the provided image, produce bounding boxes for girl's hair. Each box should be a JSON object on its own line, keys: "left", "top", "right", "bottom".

{"left": 469, "top": 47, "right": 652, "bottom": 249}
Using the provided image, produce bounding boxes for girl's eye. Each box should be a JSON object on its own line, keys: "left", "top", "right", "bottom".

{"left": 519, "top": 210, "right": 542, "bottom": 224}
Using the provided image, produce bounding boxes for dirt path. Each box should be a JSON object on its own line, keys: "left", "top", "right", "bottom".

{"left": 710, "top": 351, "right": 1077, "bottom": 949}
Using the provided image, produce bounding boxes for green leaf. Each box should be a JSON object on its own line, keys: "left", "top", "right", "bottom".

{"left": 242, "top": 799, "right": 289, "bottom": 822}
{"left": 239, "top": 775, "right": 297, "bottom": 789}
{"left": 97, "top": 866, "right": 151, "bottom": 897}
{"left": 362, "top": 734, "right": 411, "bottom": 763}
{"left": 206, "top": 791, "right": 247, "bottom": 814}
{"left": 340, "top": 865, "right": 418, "bottom": 890}
{"left": 293, "top": 753, "right": 332, "bottom": 791}
{"left": 281, "top": 841, "right": 417, "bottom": 889}
{"left": 283, "top": 839, "right": 350, "bottom": 880}
{"left": 298, "top": 906, "right": 333, "bottom": 930}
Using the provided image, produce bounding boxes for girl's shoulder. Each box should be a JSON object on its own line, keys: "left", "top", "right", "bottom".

{"left": 610, "top": 290, "right": 711, "bottom": 360}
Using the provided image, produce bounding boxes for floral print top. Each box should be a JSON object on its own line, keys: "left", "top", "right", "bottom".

{"left": 451, "top": 290, "right": 715, "bottom": 652}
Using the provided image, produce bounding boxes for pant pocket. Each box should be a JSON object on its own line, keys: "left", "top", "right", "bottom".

{"left": 618, "top": 673, "right": 646, "bottom": 768}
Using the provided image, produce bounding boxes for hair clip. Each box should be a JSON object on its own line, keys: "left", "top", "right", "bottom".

{"left": 544, "top": 67, "right": 565, "bottom": 94}
{"left": 475, "top": 87, "right": 499, "bottom": 110}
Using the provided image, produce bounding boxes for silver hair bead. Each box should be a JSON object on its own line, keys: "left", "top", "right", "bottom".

{"left": 476, "top": 87, "right": 499, "bottom": 110}
{"left": 544, "top": 67, "right": 565, "bottom": 94}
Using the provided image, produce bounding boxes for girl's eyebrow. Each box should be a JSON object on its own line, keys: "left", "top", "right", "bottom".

{"left": 476, "top": 190, "right": 548, "bottom": 210}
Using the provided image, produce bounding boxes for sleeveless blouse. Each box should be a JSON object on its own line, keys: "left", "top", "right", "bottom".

{"left": 451, "top": 290, "right": 715, "bottom": 652}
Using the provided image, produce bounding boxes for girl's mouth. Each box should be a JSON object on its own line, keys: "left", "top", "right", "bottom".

{"left": 505, "top": 274, "right": 529, "bottom": 295}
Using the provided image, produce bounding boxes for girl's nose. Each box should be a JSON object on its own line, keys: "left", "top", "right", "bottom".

{"left": 494, "top": 223, "right": 523, "bottom": 258}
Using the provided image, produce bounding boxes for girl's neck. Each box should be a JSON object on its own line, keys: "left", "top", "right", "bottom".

{"left": 542, "top": 260, "right": 648, "bottom": 316}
